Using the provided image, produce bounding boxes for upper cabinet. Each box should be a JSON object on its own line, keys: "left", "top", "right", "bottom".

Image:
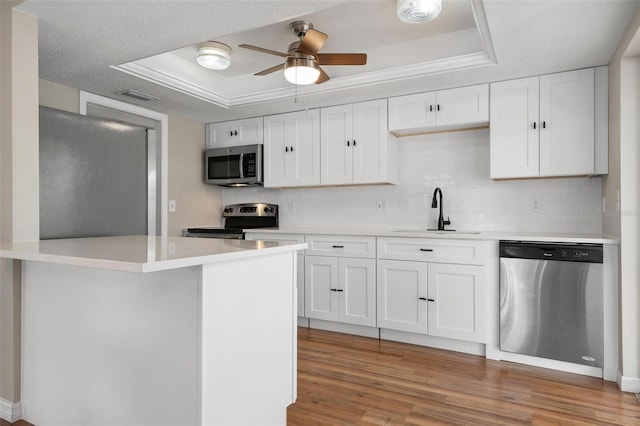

{"left": 321, "top": 99, "right": 397, "bottom": 186}
{"left": 388, "top": 84, "right": 489, "bottom": 135}
{"left": 263, "top": 109, "right": 321, "bottom": 188}
{"left": 206, "top": 117, "right": 264, "bottom": 148}
{"left": 490, "top": 67, "right": 607, "bottom": 179}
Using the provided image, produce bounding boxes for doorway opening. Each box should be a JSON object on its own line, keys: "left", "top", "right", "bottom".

{"left": 79, "top": 91, "right": 168, "bottom": 237}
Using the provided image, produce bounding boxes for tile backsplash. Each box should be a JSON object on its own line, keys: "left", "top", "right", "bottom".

{"left": 224, "top": 128, "right": 602, "bottom": 234}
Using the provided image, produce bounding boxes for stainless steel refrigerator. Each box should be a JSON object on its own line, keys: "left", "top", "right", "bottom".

{"left": 39, "top": 106, "right": 149, "bottom": 239}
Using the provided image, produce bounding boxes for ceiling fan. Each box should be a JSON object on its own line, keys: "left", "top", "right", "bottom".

{"left": 239, "top": 21, "right": 367, "bottom": 85}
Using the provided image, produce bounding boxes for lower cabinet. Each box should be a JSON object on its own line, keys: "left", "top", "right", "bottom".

{"left": 377, "top": 259, "right": 427, "bottom": 333}
{"left": 305, "top": 255, "right": 376, "bottom": 327}
{"left": 377, "top": 259, "right": 485, "bottom": 343}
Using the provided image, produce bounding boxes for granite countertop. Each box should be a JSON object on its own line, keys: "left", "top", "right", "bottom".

{"left": 0, "top": 235, "right": 307, "bottom": 273}
{"left": 244, "top": 227, "right": 619, "bottom": 244}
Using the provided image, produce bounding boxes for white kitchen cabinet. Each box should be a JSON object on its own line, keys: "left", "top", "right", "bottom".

{"left": 388, "top": 84, "right": 489, "bottom": 135}
{"left": 244, "top": 232, "right": 306, "bottom": 317}
{"left": 320, "top": 99, "right": 396, "bottom": 185}
{"left": 490, "top": 68, "right": 597, "bottom": 179}
{"left": 427, "top": 263, "right": 485, "bottom": 342}
{"left": 206, "top": 117, "right": 263, "bottom": 148}
{"left": 376, "top": 259, "right": 428, "bottom": 334}
{"left": 304, "top": 234, "right": 376, "bottom": 327}
{"left": 489, "top": 77, "right": 540, "bottom": 178}
{"left": 539, "top": 68, "right": 595, "bottom": 176}
{"left": 377, "top": 237, "right": 487, "bottom": 343}
{"left": 305, "top": 256, "right": 376, "bottom": 327}
{"left": 263, "top": 109, "right": 320, "bottom": 188}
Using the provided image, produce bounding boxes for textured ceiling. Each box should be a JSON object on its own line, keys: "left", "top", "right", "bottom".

{"left": 17, "top": 0, "right": 640, "bottom": 123}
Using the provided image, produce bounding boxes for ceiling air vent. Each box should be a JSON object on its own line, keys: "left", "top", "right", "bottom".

{"left": 117, "top": 89, "right": 159, "bottom": 101}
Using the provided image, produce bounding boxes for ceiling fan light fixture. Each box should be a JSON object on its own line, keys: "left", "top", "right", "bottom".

{"left": 397, "top": 0, "right": 442, "bottom": 24}
{"left": 196, "top": 41, "right": 231, "bottom": 70}
{"left": 283, "top": 57, "right": 320, "bottom": 85}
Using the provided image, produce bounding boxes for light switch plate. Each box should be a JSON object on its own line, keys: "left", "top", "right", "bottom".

{"left": 169, "top": 200, "right": 176, "bottom": 213}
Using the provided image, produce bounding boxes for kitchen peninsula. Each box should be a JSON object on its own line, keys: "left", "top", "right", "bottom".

{"left": 1, "top": 236, "right": 306, "bottom": 426}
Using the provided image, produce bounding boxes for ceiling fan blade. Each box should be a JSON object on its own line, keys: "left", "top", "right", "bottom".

{"left": 317, "top": 53, "right": 367, "bottom": 66}
{"left": 239, "top": 44, "right": 287, "bottom": 58}
{"left": 254, "top": 63, "right": 285, "bottom": 76}
{"left": 315, "top": 67, "right": 330, "bottom": 84}
{"left": 297, "top": 28, "right": 328, "bottom": 56}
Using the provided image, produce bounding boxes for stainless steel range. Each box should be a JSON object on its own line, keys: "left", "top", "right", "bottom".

{"left": 184, "top": 203, "right": 278, "bottom": 239}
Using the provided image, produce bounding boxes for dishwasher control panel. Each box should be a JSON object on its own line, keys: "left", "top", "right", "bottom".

{"left": 500, "top": 241, "right": 603, "bottom": 263}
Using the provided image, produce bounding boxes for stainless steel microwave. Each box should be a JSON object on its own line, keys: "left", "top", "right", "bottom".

{"left": 205, "top": 144, "right": 263, "bottom": 187}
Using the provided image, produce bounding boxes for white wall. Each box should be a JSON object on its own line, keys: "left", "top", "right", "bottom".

{"left": 1, "top": 2, "right": 38, "bottom": 410}
{"left": 224, "top": 129, "right": 602, "bottom": 234}
{"left": 603, "top": 7, "right": 640, "bottom": 391}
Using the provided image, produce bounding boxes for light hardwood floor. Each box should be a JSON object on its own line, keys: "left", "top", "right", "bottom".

{"left": 288, "top": 327, "right": 640, "bottom": 425}
{"left": 4, "top": 328, "right": 639, "bottom": 425}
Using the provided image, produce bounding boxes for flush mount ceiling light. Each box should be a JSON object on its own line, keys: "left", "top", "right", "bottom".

{"left": 196, "top": 41, "right": 231, "bottom": 70}
{"left": 397, "top": 0, "right": 442, "bottom": 24}
{"left": 283, "top": 56, "right": 321, "bottom": 85}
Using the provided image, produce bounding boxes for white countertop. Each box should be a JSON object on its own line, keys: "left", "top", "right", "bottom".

{"left": 0, "top": 236, "right": 307, "bottom": 273}
{"left": 244, "top": 227, "right": 619, "bottom": 244}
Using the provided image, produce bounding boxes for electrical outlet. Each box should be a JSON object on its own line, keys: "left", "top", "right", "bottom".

{"left": 532, "top": 199, "right": 540, "bottom": 212}
{"left": 169, "top": 200, "right": 176, "bottom": 213}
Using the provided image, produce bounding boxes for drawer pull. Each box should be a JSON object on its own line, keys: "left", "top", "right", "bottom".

{"left": 419, "top": 297, "right": 427, "bottom": 301}
{"left": 332, "top": 245, "right": 345, "bottom": 248}
{"left": 330, "top": 288, "right": 344, "bottom": 292}
{"left": 419, "top": 248, "right": 433, "bottom": 252}
{"left": 427, "top": 298, "right": 435, "bottom": 302}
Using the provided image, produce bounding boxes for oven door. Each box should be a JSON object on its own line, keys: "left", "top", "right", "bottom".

{"left": 205, "top": 144, "right": 262, "bottom": 186}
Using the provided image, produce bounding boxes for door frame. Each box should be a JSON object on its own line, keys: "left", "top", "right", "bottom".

{"left": 79, "top": 91, "right": 168, "bottom": 237}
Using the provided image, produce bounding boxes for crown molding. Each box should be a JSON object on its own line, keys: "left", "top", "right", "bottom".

{"left": 112, "top": 0, "right": 497, "bottom": 109}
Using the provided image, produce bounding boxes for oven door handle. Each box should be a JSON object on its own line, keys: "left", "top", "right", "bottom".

{"left": 238, "top": 153, "right": 244, "bottom": 178}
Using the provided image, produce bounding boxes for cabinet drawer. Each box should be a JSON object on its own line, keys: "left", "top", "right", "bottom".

{"left": 305, "top": 235, "right": 376, "bottom": 258}
{"left": 377, "top": 237, "right": 484, "bottom": 265}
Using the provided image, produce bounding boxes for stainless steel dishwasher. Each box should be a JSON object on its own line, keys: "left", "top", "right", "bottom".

{"left": 499, "top": 241, "right": 603, "bottom": 367}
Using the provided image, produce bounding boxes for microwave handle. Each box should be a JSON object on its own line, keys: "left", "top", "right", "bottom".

{"left": 238, "top": 153, "right": 244, "bottom": 178}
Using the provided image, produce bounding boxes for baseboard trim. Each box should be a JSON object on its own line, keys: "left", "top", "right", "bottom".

{"left": 617, "top": 371, "right": 640, "bottom": 392}
{"left": 0, "top": 398, "right": 22, "bottom": 422}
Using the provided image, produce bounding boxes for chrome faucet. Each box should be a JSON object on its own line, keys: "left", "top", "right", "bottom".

{"left": 431, "top": 187, "right": 451, "bottom": 231}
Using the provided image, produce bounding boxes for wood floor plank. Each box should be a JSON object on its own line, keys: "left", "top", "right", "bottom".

{"left": 288, "top": 328, "right": 640, "bottom": 425}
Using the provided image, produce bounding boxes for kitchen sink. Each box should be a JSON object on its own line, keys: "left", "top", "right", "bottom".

{"left": 390, "top": 230, "right": 482, "bottom": 235}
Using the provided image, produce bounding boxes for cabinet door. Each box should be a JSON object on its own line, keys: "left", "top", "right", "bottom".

{"left": 305, "top": 256, "right": 339, "bottom": 321}
{"left": 388, "top": 92, "right": 436, "bottom": 132}
{"left": 427, "top": 263, "right": 485, "bottom": 343}
{"left": 236, "top": 117, "right": 264, "bottom": 145}
{"left": 352, "top": 99, "right": 388, "bottom": 184}
{"left": 289, "top": 109, "right": 321, "bottom": 186}
{"left": 490, "top": 77, "right": 540, "bottom": 179}
{"left": 339, "top": 258, "right": 376, "bottom": 327}
{"left": 263, "top": 114, "right": 290, "bottom": 187}
{"left": 539, "top": 68, "right": 594, "bottom": 176}
{"left": 206, "top": 117, "right": 263, "bottom": 148}
{"left": 376, "top": 260, "right": 427, "bottom": 333}
{"left": 321, "top": 104, "right": 353, "bottom": 185}
{"left": 435, "top": 84, "right": 489, "bottom": 129}
{"left": 206, "top": 121, "right": 236, "bottom": 148}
